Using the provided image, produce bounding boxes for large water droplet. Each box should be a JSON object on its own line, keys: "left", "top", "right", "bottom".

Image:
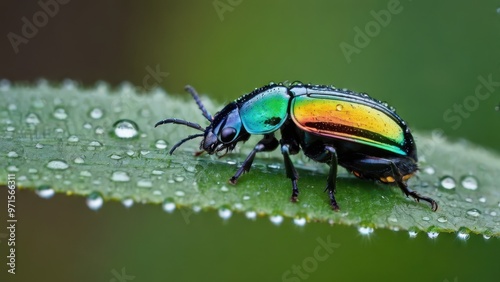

{"left": 36, "top": 185, "right": 55, "bottom": 199}
{"left": 86, "top": 192, "right": 103, "bottom": 211}
{"left": 113, "top": 119, "right": 139, "bottom": 139}
{"left": 457, "top": 227, "right": 470, "bottom": 240}
{"left": 53, "top": 108, "right": 68, "bottom": 120}
{"left": 46, "top": 160, "right": 69, "bottom": 170}
{"left": 427, "top": 226, "right": 439, "bottom": 239}
{"left": 461, "top": 175, "right": 478, "bottom": 190}
{"left": 439, "top": 176, "right": 456, "bottom": 190}
{"left": 111, "top": 171, "right": 130, "bottom": 182}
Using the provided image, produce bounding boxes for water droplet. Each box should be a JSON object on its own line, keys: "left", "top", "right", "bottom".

{"left": 36, "top": 185, "right": 55, "bottom": 199}
{"left": 7, "top": 151, "right": 19, "bottom": 158}
{"left": 122, "top": 198, "right": 134, "bottom": 208}
{"left": 479, "top": 196, "right": 486, "bottom": 203}
{"left": 46, "top": 160, "right": 69, "bottom": 170}
{"left": 175, "top": 191, "right": 185, "bottom": 197}
{"left": 80, "top": 171, "right": 92, "bottom": 177}
{"left": 162, "top": 199, "right": 176, "bottom": 213}
{"left": 245, "top": 210, "right": 257, "bottom": 220}
{"left": 174, "top": 176, "right": 185, "bottom": 182}
{"left": 437, "top": 216, "right": 448, "bottom": 223}
{"left": 497, "top": 7, "right": 500, "bottom": 14}
{"left": 483, "top": 234, "right": 491, "bottom": 240}
{"left": 218, "top": 207, "right": 232, "bottom": 220}
{"left": 461, "top": 175, "right": 478, "bottom": 190}
{"left": 220, "top": 185, "right": 229, "bottom": 192}
{"left": 439, "top": 176, "right": 456, "bottom": 190}
{"left": 422, "top": 216, "right": 430, "bottom": 221}
{"left": 35, "top": 143, "right": 44, "bottom": 149}
{"left": 73, "top": 157, "right": 85, "bottom": 164}
{"left": 89, "top": 108, "right": 104, "bottom": 119}
{"left": 53, "top": 108, "right": 68, "bottom": 120}
{"left": 242, "top": 195, "right": 251, "bottom": 201}
{"left": 137, "top": 179, "right": 152, "bottom": 188}
{"left": 6, "top": 126, "right": 15, "bottom": 132}
{"left": 113, "top": 119, "right": 139, "bottom": 139}
{"left": 68, "top": 135, "right": 79, "bottom": 142}
{"left": 466, "top": 208, "right": 481, "bottom": 218}
{"left": 152, "top": 170, "right": 164, "bottom": 175}
{"left": 83, "top": 122, "right": 92, "bottom": 130}
{"left": 88, "top": 141, "right": 102, "bottom": 147}
{"left": 126, "top": 150, "right": 135, "bottom": 156}
{"left": 336, "top": 104, "right": 343, "bottom": 111}
{"left": 8, "top": 103, "right": 17, "bottom": 111}
{"left": 155, "top": 139, "right": 168, "bottom": 149}
{"left": 7, "top": 166, "right": 19, "bottom": 172}
{"left": 111, "top": 171, "right": 130, "bottom": 182}
{"left": 457, "top": 227, "right": 470, "bottom": 240}
{"left": 293, "top": 217, "right": 307, "bottom": 226}
{"left": 427, "top": 231, "right": 439, "bottom": 239}
{"left": 62, "top": 78, "right": 78, "bottom": 90}
{"left": 408, "top": 227, "right": 419, "bottom": 238}
{"left": 94, "top": 126, "right": 105, "bottom": 135}
{"left": 25, "top": 113, "right": 41, "bottom": 125}
{"left": 424, "top": 166, "right": 435, "bottom": 175}
{"left": 0, "top": 79, "right": 11, "bottom": 91}
{"left": 358, "top": 226, "right": 374, "bottom": 235}
{"left": 269, "top": 214, "right": 284, "bottom": 226}
{"left": 86, "top": 192, "right": 103, "bottom": 211}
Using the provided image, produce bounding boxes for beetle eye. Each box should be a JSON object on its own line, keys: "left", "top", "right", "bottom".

{"left": 220, "top": 127, "right": 237, "bottom": 143}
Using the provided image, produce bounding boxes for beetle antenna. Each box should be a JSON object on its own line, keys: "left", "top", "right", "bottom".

{"left": 185, "top": 85, "right": 213, "bottom": 121}
{"left": 168, "top": 133, "right": 205, "bottom": 155}
{"left": 154, "top": 118, "right": 204, "bottom": 131}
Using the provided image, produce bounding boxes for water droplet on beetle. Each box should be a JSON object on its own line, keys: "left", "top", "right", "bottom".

{"left": 86, "top": 192, "right": 103, "bottom": 211}
{"left": 336, "top": 104, "right": 343, "bottom": 111}
{"left": 113, "top": 119, "right": 139, "bottom": 139}
{"left": 269, "top": 214, "right": 283, "bottom": 226}
{"left": 440, "top": 176, "right": 456, "bottom": 190}
{"left": 53, "top": 108, "right": 68, "bottom": 120}
{"left": 46, "top": 160, "right": 69, "bottom": 170}
{"left": 111, "top": 171, "right": 130, "bottom": 182}
{"left": 461, "top": 175, "right": 478, "bottom": 190}
{"left": 218, "top": 207, "right": 232, "bottom": 220}
{"left": 155, "top": 139, "right": 168, "bottom": 149}
{"left": 36, "top": 185, "right": 55, "bottom": 199}
{"left": 89, "top": 108, "right": 104, "bottom": 119}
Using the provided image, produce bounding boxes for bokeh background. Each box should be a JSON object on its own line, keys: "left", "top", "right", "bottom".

{"left": 1, "top": 1, "right": 499, "bottom": 281}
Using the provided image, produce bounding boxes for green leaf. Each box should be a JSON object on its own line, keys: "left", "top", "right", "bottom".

{"left": 1, "top": 82, "right": 499, "bottom": 237}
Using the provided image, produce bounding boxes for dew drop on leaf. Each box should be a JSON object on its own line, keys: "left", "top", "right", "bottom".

{"left": 86, "top": 192, "right": 104, "bottom": 211}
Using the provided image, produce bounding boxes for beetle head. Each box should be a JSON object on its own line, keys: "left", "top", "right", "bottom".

{"left": 201, "top": 103, "right": 250, "bottom": 155}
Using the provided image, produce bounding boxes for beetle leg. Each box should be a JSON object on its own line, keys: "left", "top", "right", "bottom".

{"left": 324, "top": 146, "right": 340, "bottom": 211}
{"left": 388, "top": 162, "right": 438, "bottom": 212}
{"left": 281, "top": 144, "right": 300, "bottom": 202}
{"left": 229, "top": 134, "right": 279, "bottom": 184}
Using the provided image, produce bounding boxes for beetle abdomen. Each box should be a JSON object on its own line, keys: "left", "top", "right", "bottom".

{"left": 290, "top": 89, "right": 409, "bottom": 156}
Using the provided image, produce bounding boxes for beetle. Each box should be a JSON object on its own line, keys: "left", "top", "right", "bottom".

{"left": 155, "top": 82, "right": 438, "bottom": 211}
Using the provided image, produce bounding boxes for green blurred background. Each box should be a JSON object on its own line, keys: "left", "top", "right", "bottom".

{"left": 1, "top": 1, "right": 499, "bottom": 281}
